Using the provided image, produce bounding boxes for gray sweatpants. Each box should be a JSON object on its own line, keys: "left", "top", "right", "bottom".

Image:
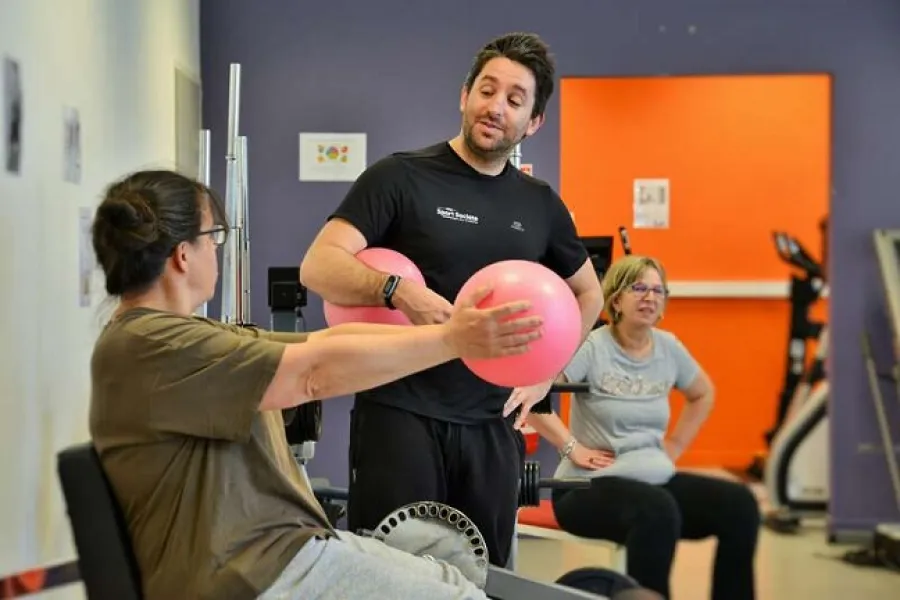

{"left": 258, "top": 530, "right": 489, "bottom": 599}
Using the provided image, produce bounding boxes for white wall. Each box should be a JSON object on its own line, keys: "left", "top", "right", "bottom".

{"left": 0, "top": 0, "right": 200, "bottom": 596}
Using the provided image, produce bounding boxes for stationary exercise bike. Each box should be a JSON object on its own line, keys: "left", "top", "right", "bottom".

{"left": 746, "top": 229, "right": 828, "bottom": 482}
{"left": 755, "top": 229, "right": 830, "bottom": 534}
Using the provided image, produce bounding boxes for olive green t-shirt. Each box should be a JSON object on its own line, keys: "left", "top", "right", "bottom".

{"left": 89, "top": 307, "right": 335, "bottom": 600}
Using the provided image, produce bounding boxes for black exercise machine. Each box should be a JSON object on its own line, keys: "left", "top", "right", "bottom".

{"left": 745, "top": 229, "right": 828, "bottom": 481}
{"left": 736, "top": 229, "right": 830, "bottom": 533}
{"left": 581, "top": 235, "right": 615, "bottom": 278}
{"left": 580, "top": 226, "right": 631, "bottom": 277}
{"left": 762, "top": 323, "right": 830, "bottom": 534}
{"left": 579, "top": 226, "right": 631, "bottom": 335}
{"left": 767, "top": 230, "right": 827, "bottom": 445}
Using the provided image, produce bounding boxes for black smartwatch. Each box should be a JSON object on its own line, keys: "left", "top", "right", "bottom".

{"left": 382, "top": 274, "right": 402, "bottom": 310}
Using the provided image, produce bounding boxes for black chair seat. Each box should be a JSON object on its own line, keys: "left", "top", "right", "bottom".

{"left": 57, "top": 442, "right": 143, "bottom": 599}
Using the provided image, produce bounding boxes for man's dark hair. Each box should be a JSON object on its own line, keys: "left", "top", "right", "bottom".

{"left": 92, "top": 170, "right": 227, "bottom": 296}
{"left": 464, "top": 32, "right": 556, "bottom": 119}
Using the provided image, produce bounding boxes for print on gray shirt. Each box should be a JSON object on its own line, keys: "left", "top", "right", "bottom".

{"left": 553, "top": 326, "right": 701, "bottom": 485}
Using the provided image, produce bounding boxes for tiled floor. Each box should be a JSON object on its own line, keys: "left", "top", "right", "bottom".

{"left": 515, "top": 469, "right": 900, "bottom": 599}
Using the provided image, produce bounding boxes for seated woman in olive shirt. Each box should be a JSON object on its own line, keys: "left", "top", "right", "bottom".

{"left": 89, "top": 169, "right": 543, "bottom": 600}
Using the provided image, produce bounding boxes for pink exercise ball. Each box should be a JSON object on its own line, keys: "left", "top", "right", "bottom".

{"left": 323, "top": 247, "right": 425, "bottom": 326}
{"left": 454, "top": 260, "right": 581, "bottom": 388}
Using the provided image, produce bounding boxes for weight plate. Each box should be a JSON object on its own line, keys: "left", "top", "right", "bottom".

{"left": 372, "top": 501, "right": 489, "bottom": 589}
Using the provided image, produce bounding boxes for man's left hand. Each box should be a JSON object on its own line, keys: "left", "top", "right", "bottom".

{"left": 503, "top": 379, "right": 555, "bottom": 430}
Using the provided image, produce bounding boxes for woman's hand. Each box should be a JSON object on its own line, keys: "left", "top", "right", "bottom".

{"left": 569, "top": 443, "right": 615, "bottom": 470}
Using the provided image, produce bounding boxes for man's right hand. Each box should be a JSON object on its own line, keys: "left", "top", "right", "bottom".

{"left": 444, "top": 285, "right": 542, "bottom": 360}
{"left": 392, "top": 278, "right": 455, "bottom": 325}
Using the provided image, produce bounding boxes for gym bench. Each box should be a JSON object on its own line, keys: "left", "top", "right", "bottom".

{"left": 517, "top": 500, "right": 628, "bottom": 574}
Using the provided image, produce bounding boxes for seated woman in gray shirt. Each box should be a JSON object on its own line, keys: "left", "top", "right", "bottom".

{"left": 527, "top": 255, "right": 760, "bottom": 600}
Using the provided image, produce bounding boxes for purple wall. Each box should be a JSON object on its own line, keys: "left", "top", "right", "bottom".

{"left": 200, "top": 0, "right": 900, "bottom": 537}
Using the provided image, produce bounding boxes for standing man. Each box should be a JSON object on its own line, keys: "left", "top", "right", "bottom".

{"left": 299, "top": 32, "right": 604, "bottom": 568}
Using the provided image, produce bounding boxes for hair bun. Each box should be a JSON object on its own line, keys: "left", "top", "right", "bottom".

{"left": 99, "top": 189, "right": 160, "bottom": 252}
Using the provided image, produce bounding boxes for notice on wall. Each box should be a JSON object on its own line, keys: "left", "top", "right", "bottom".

{"left": 4, "top": 55, "right": 23, "bottom": 175}
{"left": 78, "top": 206, "right": 95, "bottom": 307}
{"left": 519, "top": 163, "right": 533, "bottom": 176}
{"left": 63, "top": 106, "right": 82, "bottom": 184}
{"left": 633, "top": 178, "right": 670, "bottom": 229}
{"left": 299, "top": 132, "right": 367, "bottom": 182}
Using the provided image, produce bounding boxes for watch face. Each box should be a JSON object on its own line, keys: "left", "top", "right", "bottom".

{"left": 383, "top": 275, "right": 400, "bottom": 300}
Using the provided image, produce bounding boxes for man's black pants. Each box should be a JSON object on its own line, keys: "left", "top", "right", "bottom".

{"left": 347, "top": 401, "right": 525, "bottom": 568}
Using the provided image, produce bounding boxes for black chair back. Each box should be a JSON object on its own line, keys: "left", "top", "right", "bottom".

{"left": 57, "top": 442, "right": 142, "bottom": 599}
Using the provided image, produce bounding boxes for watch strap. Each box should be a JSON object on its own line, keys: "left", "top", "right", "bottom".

{"left": 382, "top": 274, "right": 401, "bottom": 310}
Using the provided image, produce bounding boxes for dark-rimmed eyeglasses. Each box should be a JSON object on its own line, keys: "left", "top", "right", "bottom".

{"left": 198, "top": 226, "right": 228, "bottom": 246}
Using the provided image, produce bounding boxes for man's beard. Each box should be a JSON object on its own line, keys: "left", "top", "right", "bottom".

{"left": 462, "top": 116, "right": 522, "bottom": 162}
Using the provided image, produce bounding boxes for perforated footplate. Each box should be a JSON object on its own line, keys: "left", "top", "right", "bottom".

{"left": 372, "top": 501, "right": 489, "bottom": 588}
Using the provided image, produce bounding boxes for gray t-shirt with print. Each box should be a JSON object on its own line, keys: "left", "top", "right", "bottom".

{"left": 553, "top": 326, "right": 700, "bottom": 485}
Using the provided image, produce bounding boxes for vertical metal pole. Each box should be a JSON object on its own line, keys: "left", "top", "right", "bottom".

{"left": 221, "top": 63, "right": 242, "bottom": 324}
{"left": 506, "top": 137, "right": 535, "bottom": 571}
{"left": 508, "top": 141, "right": 523, "bottom": 573}
{"left": 238, "top": 135, "right": 251, "bottom": 324}
{"left": 196, "top": 129, "right": 211, "bottom": 318}
{"left": 510, "top": 143, "right": 522, "bottom": 170}
{"left": 199, "top": 129, "right": 211, "bottom": 184}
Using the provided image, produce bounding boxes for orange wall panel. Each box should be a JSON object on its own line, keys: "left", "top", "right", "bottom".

{"left": 559, "top": 74, "right": 831, "bottom": 468}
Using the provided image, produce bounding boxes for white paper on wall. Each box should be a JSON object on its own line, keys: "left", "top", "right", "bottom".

{"left": 63, "top": 106, "right": 82, "bottom": 184}
{"left": 299, "top": 132, "right": 367, "bottom": 182}
{"left": 4, "top": 55, "right": 23, "bottom": 175}
{"left": 78, "top": 206, "right": 95, "bottom": 307}
{"left": 633, "top": 178, "right": 670, "bottom": 229}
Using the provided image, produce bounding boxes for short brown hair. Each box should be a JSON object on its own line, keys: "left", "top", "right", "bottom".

{"left": 464, "top": 32, "right": 555, "bottom": 119}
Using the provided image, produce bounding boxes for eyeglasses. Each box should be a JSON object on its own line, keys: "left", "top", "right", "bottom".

{"left": 629, "top": 282, "right": 668, "bottom": 297}
{"left": 198, "top": 226, "right": 228, "bottom": 246}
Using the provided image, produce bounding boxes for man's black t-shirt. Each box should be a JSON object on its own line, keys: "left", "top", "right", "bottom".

{"left": 328, "top": 142, "right": 588, "bottom": 423}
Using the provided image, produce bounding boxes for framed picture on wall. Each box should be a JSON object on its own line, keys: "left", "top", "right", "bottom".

{"left": 299, "top": 132, "right": 367, "bottom": 182}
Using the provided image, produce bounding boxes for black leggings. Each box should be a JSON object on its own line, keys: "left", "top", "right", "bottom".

{"left": 551, "top": 473, "right": 760, "bottom": 600}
